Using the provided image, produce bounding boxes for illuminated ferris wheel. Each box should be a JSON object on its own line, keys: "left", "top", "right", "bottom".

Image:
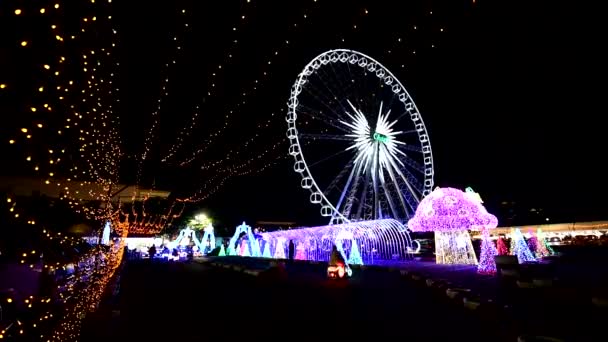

{"left": 287, "top": 49, "right": 434, "bottom": 225}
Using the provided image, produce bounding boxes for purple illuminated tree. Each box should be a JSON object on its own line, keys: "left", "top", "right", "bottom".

{"left": 477, "top": 228, "right": 497, "bottom": 274}
{"left": 510, "top": 228, "right": 535, "bottom": 263}
{"left": 408, "top": 187, "right": 498, "bottom": 265}
{"left": 496, "top": 237, "right": 509, "bottom": 255}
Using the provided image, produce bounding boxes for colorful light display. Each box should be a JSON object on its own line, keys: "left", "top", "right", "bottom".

{"left": 228, "top": 222, "right": 260, "bottom": 257}
{"left": 477, "top": 229, "right": 497, "bottom": 274}
{"left": 218, "top": 244, "right": 226, "bottom": 256}
{"left": 536, "top": 228, "right": 553, "bottom": 256}
{"left": 496, "top": 236, "right": 509, "bottom": 255}
{"left": 273, "top": 238, "right": 286, "bottom": 259}
{"left": 347, "top": 239, "right": 363, "bottom": 265}
{"left": 510, "top": 228, "right": 536, "bottom": 263}
{"left": 262, "top": 241, "right": 272, "bottom": 258}
{"left": 408, "top": 187, "right": 498, "bottom": 265}
{"left": 261, "top": 219, "right": 412, "bottom": 265}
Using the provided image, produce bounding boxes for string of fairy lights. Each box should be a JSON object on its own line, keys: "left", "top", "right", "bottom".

{"left": 1, "top": 1, "right": 127, "bottom": 340}
{"left": 2, "top": 192, "right": 126, "bottom": 341}
{"left": 169, "top": 2, "right": 326, "bottom": 168}
{"left": 136, "top": 7, "right": 191, "bottom": 185}
{"left": 161, "top": 2, "right": 259, "bottom": 163}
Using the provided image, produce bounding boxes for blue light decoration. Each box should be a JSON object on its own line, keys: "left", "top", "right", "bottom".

{"left": 347, "top": 239, "right": 363, "bottom": 265}
{"left": 261, "top": 219, "right": 412, "bottom": 265}
{"left": 168, "top": 227, "right": 195, "bottom": 250}
{"left": 228, "top": 245, "right": 237, "bottom": 256}
{"left": 228, "top": 222, "right": 261, "bottom": 257}
{"left": 510, "top": 228, "right": 536, "bottom": 263}
{"left": 262, "top": 241, "right": 272, "bottom": 258}
{"left": 200, "top": 224, "right": 216, "bottom": 254}
{"left": 101, "top": 221, "right": 111, "bottom": 245}
{"left": 218, "top": 244, "right": 226, "bottom": 256}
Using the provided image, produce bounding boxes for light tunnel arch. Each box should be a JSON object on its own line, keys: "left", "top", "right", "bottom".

{"left": 260, "top": 219, "right": 413, "bottom": 265}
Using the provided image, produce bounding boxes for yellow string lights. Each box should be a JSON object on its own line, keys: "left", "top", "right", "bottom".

{"left": 3, "top": 0, "right": 122, "bottom": 222}
{"left": 168, "top": 3, "right": 324, "bottom": 168}
{"left": 1, "top": 2, "right": 126, "bottom": 340}
{"left": 136, "top": 7, "right": 191, "bottom": 184}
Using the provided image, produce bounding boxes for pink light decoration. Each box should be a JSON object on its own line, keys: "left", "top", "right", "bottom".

{"left": 295, "top": 243, "right": 306, "bottom": 260}
{"left": 408, "top": 187, "right": 498, "bottom": 265}
{"left": 408, "top": 187, "right": 498, "bottom": 232}
{"left": 496, "top": 237, "right": 509, "bottom": 255}
{"left": 477, "top": 228, "right": 497, "bottom": 274}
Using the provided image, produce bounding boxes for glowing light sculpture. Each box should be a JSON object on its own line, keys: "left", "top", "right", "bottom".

{"left": 240, "top": 240, "right": 251, "bottom": 257}
{"left": 477, "top": 228, "right": 497, "bottom": 274}
{"left": 295, "top": 243, "right": 306, "bottom": 260}
{"left": 537, "top": 228, "right": 553, "bottom": 256}
{"left": 510, "top": 228, "right": 536, "bottom": 263}
{"left": 496, "top": 237, "right": 509, "bottom": 255}
{"left": 274, "top": 238, "right": 286, "bottom": 259}
{"left": 228, "top": 222, "right": 261, "bottom": 257}
{"left": 262, "top": 241, "right": 272, "bottom": 258}
{"left": 169, "top": 227, "right": 198, "bottom": 250}
{"left": 261, "top": 219, "right": 412, "bottom": 265}
{"left": 348, "top": 239, "right": 363, "bottom": 265}
{"left": 218, "top": 244, "right": 226, "bottom": 256}
{"left": 408, "top": 187, "right": 498, "bottom": 265}
{"left": 101, "top": 221, "right": 111, "bottom": 245}
{"left": 199, "top": 224, "right": 216, "bottom": 254}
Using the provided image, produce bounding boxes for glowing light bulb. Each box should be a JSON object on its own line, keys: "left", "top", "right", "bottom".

{"left": 21, "top": 41, "right": 28, "bottom": 47}
{"left": 0, "top": 84, "right": 6, "bottom": 89}
{"left": 40, "top": 8, "right": 46, "bottom": 14}
{"left": 15, "top": 9, "right": 22, "bottom": 15}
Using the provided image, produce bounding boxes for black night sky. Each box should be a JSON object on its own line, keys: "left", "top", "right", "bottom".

{"left": 0, "top": 0, "right": 604, "bottom": 230}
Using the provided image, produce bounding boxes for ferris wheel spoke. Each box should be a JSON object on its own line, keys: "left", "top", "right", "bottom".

{"left": 356, "top": 172, "right": 371, "bottom": 217}
{"left": 297, "top": 104, "right": 350, "bottom": 133}
{"left": 396, "top": 175, "right": 421, "bottom": 214}
{"left": 385, "top": 167, "right": 413, "bottom": 219}
{"left": 379, "top": 171, "right": 402, "bottom": 221}
{"left": 324, "top": 157, "right": 356, "bottom": 195}
{"left": 381, "top": 144, "right": 421, "bottom": 203}
{"left": 307, "top": 71, "right": 352, "bottom": 122}
{"left": 299, "top": 89, "right": 352, "bottom": 129}
{"left": 306, "top": 147, "right": 351, "bottom": 168}
{"left": 299, "top": 133, "right": 353, "bottom": 142}
{"left": 396, "top": 144, "right": 423, "bottom": 153}
{"left": 331, "top": 163, "right": 359, "bottom": 216}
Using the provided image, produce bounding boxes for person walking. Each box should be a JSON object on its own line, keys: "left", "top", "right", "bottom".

{"left": 288, "top": 240, "right": 295, "bottom": 262}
